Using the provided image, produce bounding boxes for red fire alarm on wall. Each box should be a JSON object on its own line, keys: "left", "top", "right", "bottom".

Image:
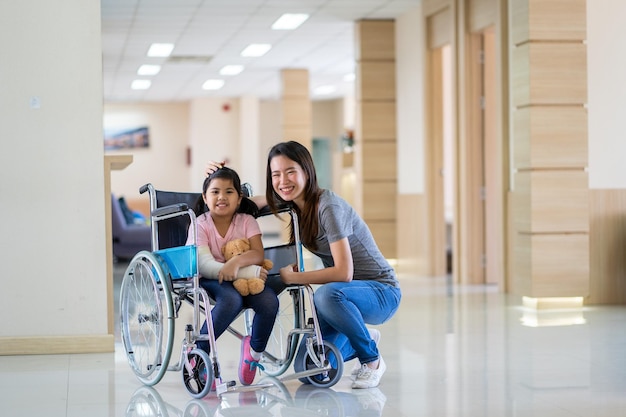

{"left": 222, "top": 103, "right": 230, "bottom": 112}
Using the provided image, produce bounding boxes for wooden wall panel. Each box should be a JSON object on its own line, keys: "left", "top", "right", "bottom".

{"left": 423, "top": 0, "right": 450, "bottom": 17}
{"left": 355, "top": 20, "right": 395, "bottom": 61}
{"left": 511, "top": 0, "right": 529, "bottom": 45}
{"left": 363, "top": 181, "right": 397, "bottom": 220}
{"left": 281, "top": 69, "right": 311, "bottom": 149}
{"left": 358, "top": 62, "right": 396, "bottom": 100}
{"left": 588, "top": 189, "right": 626, "bottom": 304}
{"left": 515, "top": 170, "right": 589, "bottom": 233}
{"left": 281, "top": 69, "right": 309, "bottom": 97}
{"left": 513, "top": 106, "right": 588, "bottom": 169}
{"left": 282, "top": 98, "right": 311, "bottom": 125}
{"left": 282, "top": 127, "right": 310, "bottom": 143}
{"left": 514, "top": 232, "right": 589, "bottom": 298}
{"left": 427, "top": 7, "right": 452, "bottom": 49}
{"left": 360, "top": 101, "right": 397, "bottom": 139}
{"left": 355, "top": 19, "right": 397, "bottom": 258}
{"left": 512, "top": 0, "right": 586, "bottom": 45}
{"left": 367, "top": 220, "right": 397, "bottom": 257}
{"left": 510, "top": 0, "right": 589, "bottom": 301}
{"left": 508, "top": 192, "right": 527, "bottom": 296}
{"left": 513, "top": 232, "right": 532, "bottom": 296}
{"left": 362, "top": 141, "right": 396, "bottom": 181}
{"left": 529, "top": 233, "right": 589, "bottom": 297}
{"left": 469, "top": 0, "right": 497, "bottom": 33}
{"left": 512, "top": 43, "right": 587, "bottom": 106}
{"left": 0, "top": 335, "right": 115, "bottom": 355}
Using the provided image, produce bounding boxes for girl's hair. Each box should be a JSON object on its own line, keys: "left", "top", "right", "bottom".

{"left": 194, "top": 166, "right": 259, "bottom": 217}
{"left": 265, "top": 141, "right": 322, "bottom": 250}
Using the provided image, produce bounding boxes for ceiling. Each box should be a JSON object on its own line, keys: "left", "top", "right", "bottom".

{"left": 101, "top": 0, "right": 420, "bottom": 103}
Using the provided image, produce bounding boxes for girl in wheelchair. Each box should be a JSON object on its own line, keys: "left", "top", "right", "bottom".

{"left": 185, "top": 166, "right": 279, "bottom": 386}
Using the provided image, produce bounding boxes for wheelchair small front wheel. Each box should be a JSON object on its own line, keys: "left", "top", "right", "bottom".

{"left": 295, "top": 339, "right": 343, "bottom": 388}
{"left": 183, "top": 348, "right": 213, "bottom": 399}
{"left": 120, "top": 251, "right": 175, "bottom": 386}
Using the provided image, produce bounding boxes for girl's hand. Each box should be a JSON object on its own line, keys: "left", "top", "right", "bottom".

{"left": 218, "top": 262, "right": 239, "bottom": 283}
{"left": 258, "top": 268, "right": 268, "bottom": 282}
{"left": 279, "top": 264, "right": 298, "bottom": 284}
{"left": 205, "top": 160, "right": 225, "bottom": 177}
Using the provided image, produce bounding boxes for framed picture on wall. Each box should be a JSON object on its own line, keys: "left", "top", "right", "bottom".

{"left": 104, "top": 126, "right": 150, "bottom": 150}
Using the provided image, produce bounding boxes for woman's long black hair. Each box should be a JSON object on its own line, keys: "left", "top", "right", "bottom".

{"left": 265, "top": 141, "right": 322, "bottom": 250}
{"left": 194, "top": 166, "right": 259, "bottom": 217}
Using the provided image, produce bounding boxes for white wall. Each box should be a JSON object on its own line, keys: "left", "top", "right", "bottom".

{"left": 587, "top": 0, "right": 626, "bottom": 189}
{"left": 396, "top": 5, "right": 426, "bottom": 195}
{"left": 0, "top": 1, "right": 107, "bottom": 337}
{"left": 105, "top": 102, "right": 191, "bottom": 199}
{"left": 189, "top": 97, "right": 241, "bottom": 193}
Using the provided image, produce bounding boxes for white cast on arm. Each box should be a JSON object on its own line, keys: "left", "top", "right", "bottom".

{"left": 196, "top": 246, "right": 261, "bottom": 279}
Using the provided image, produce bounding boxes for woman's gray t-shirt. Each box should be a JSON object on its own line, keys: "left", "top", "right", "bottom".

{"left": 306, "top": 189, "right": 399, "bottom": 288}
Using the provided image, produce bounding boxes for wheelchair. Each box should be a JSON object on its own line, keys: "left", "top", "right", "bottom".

{"left": 119, "top": 183, "right": 343, "bottom": 398}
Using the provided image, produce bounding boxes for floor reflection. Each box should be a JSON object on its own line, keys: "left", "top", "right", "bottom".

{"left": 125, "top": 381, "right": 386, "bottom": 417}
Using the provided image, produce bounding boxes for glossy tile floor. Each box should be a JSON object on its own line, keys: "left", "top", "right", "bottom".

{"left": 2, "top": 262, "right": 626, "bottom": 417}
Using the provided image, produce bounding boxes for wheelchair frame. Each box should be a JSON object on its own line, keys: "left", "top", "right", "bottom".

{"left": 119, "top": 183, "right": 343, "bottom": 399}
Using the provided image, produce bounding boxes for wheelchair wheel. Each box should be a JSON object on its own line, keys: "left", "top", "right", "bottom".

{"left": 120, "top": 251, "right": 175, "bottom": 386}
{"left": 294, "top": 339, "right": 343, "bottom": 388}
{"left": 182, "top": 348, "right": 213, "bottom": 399}
{"left": 260, "top": 287, "right": 301, "bottom": 376}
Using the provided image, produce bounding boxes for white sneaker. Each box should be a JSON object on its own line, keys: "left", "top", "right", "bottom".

{"left": 352, "top": 356, "right": 386, "bottom": 389}
{"left": 350, "top": 328, "right": 381, "bottom": 380}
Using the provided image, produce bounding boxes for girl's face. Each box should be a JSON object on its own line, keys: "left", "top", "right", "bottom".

{"left": 270, "top": 155, "right": 308, "bottom": 208}
{"left": 203, "top": 178, "right": 242, "bottom": 218}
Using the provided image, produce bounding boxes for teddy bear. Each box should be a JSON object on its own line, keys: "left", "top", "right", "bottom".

{"left": 222, "top": 238, "right": 273, "bottom": 296}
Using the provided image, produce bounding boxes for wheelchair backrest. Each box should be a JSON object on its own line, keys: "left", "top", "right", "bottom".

{"left": 154, "top": 190, "right": 201, "bottom": 249}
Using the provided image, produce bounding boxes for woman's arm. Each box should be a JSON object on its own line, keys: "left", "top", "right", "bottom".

{"left": 279, "top": 237, "right": 354, "bottom": 285}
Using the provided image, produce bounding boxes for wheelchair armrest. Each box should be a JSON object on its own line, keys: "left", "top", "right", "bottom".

{"left": 256, "top": 204, "right": 293, "bottom": 218}
{"left": 152, "top": 203, "right": 189, "bottom": 217}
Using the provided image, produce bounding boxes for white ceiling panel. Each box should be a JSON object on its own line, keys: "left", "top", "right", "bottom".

{"left": 101, "top": 0, "right": 421, "bottom": 102}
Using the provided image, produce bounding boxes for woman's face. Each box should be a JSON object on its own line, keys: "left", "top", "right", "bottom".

{"left": 270, "top": 155, "right": 308, "bottom": 208}
{"left": 202, "top": 178, "right": 241, "bottom": 218}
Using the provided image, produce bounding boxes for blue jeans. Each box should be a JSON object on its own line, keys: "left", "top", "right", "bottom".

{"left": 198, "top": 278, "right": 279, "bottom": 353}
{"left": 313, "top": 280, "right": 401, "bottom": 364}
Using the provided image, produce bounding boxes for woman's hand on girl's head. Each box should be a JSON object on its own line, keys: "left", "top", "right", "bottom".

{"left": 205, "top": 160, "right": 225, "bottom": 177}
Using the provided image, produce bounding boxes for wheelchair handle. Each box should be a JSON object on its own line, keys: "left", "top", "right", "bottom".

{"left": 152, "top": 203, "right": 189, "bottom": 217}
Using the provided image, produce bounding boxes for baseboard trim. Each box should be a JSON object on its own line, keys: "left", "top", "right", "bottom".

{"left": 0, "top": 334, "right": 115, "bottom": 355}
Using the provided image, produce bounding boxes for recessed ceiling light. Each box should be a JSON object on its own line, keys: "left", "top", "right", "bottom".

{"left": 313, "top": 85, "right": 337, "bottom": 96}
{"left": 131, "top": 79, "right": 151, "bottom": 90}
{"left": 219, "top": 65, "right": 244, "bottom": 75}
{"left": 271, "top": 13, "right": 309, "bottom": 30}
{"left": 137, "top": 65, "right": 161, "bottom": 76}
{"left": 202, "top": 79, "right": 225, "bottom": 90}
{"left": 147, "top": 43, "right": 174, "bottom": 57}
{"left": 241, "top": 44, "right": 272, "bottom": 57}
